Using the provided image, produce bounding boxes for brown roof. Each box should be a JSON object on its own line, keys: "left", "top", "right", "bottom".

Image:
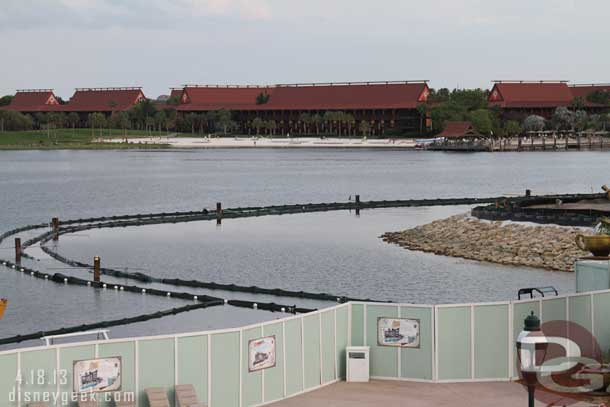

{"left": 63, "top": 87, "right": 145, "bottom": 112}
{"left": 488, "top": 82, "right": 574, "bottom": 108}
{"left": 5, "top": 89, "right": 59, "bottom": 112}
{"left": 176, "top": 82, "right": 429, "bottom": 112}
{"left": 438, "top": 121, "right": 478, "bottom": 138}
{"left": 569, "top": 84, "right": 610, "bottom": 107}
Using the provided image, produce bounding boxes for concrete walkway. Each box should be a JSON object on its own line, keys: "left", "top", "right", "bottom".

{"left": 268, "top": 380, "right": 589, "bottom": 407}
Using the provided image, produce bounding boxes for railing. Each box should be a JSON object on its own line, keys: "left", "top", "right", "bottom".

{"left": 2, "top": 287, "right": 609, "bottom": 406}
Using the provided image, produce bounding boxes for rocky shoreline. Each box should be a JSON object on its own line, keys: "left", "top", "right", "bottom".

{"left": 381, "top": 215, "right": 590, "bottom": 272}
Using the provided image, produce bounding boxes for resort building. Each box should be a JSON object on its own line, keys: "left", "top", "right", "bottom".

{"left": 568, "top": 83, "right": 610, "bottom": 113}
{"left": 488, "top": 80, "right": 575, "bottom": 119}
{"left": 1, "top": 89, "right": 61, "bottom": 113}
{"left": 1, "top": 87, "right": 146, "bottom": 116}
{"left": 172, "top": 81, "right": 431, "bottom": 136}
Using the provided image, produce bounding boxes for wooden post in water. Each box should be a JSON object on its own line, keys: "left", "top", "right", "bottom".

{"left": 15, "top": 238, "right": 21, "bottom": 263}
{"left": 93, "top": 256, "right": 101, "bottom": 282}
{"left": 52, "top": 217, "right": 59, "bottom": 241}
{"left": 216, "top": 202, "right": 222, "bottom": 225}
{"left": 355, "top": 194, "right": 360, "bottom": 216}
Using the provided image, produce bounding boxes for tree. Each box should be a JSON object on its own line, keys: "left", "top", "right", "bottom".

{"left": 523, "top": 115, "right": 546, "bottom": 132}
{"left": 551, "top": 107, "right": 574, "bottom": 130}
{"left": 166, "top": 95, "right": 181, "bottom": 106}
{"left": 344, "top": 113, "right": 355, "bottom": 137}
{"left": 469, "top": 109, "right": 493, "bottom": 136}
{"left": 311, "top": 114, "right": 322, "bottom": 136}
{"left": 574, "top": 110, "right": 589, "bottom": 131}
{"left": 256, "top": 91, "right": 270, "bottom": 105}
{"left": 154, "top": 110, "right": 167, "bottom": 132}
{"left": 0, "top": 110, "right": 33, "bottom": 131}
{"left": 504, "top": 120, "right": 522, "bottom": 136}
{"left": 323, "top": 111, "right": 336, "bottom": 135}
{"left": 266, "top": 120, "right": 277, "bottom": 136}
{"left": 587, "top": 90, "right": 610, "bottom": 106}
{"left": 67, "top": 112, "right": 80, "bottom": 130}
{"left": 359, "top": 120, "right": 371, "bottom": 137}
{"left": 252, "top": 117, "right": 265, "bottom": 135}
{"left": 215, "top": 109, "right": 232, "bottom": 135}
{"left": 185, "top": 113, "right": 198, "bottom": 134}
{"left": 416, "top": 103, "right": 427, "bottom": 133}
{"left": 110, "top": 111, "right": 130, "bottom": 136}
{"left": 299, "top": 113, "right": 311, "bottom": 135}
{"left": 128, "top": 99, "right": 157, "bottom": 131}
{"left": 88, "top": 113, "right": 107, "bottom": 137}
{"left": 0, "top": 95, "right": 13, "bottom": 106}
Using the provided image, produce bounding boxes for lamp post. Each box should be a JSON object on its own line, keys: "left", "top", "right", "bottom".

{"left": 516, "top": 311, "right": 548, "bottom": 407}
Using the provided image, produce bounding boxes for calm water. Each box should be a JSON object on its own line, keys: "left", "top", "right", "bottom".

{"left": 0, "top": 148, "right": 605, "bottom": 349}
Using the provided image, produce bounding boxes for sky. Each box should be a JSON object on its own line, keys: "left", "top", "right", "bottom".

{"left": 1, "top": 0, "right": 609, "bottom": 99}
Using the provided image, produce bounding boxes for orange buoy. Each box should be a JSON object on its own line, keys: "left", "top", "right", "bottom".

{"left": 0, "top": 299, "right": 7, "bottom": 320}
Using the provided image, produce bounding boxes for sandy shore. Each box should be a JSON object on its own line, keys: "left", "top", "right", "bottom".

{"left": 382, "top": 214, "right": 590, "bottom": 272}
{"left": 100, "top": 136, "right": 418, "bottom": 149}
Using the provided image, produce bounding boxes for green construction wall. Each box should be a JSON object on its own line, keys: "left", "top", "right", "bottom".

{"left": 437, "top": 306, "right": 471, "bottom": 380}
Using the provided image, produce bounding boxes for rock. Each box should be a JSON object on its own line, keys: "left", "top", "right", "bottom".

{"left": 380, "top": 214, "right": 591, "bottom": 272}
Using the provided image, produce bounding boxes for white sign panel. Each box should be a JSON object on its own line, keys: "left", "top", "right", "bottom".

{"left": 73, "top": 357, "right": 122, "bottom": 393}
{"left": 377, "top": 317, "right": 420, "bottom": 348}
{"left": 248, "top": 335, "right": 276, "bottom": 372}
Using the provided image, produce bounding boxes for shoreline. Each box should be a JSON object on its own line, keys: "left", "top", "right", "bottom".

{"left": 99, "top": 136, "right": 419, "bottom": 149}
{"left": 382, "top": 214, "right": 590, "bottom": 272}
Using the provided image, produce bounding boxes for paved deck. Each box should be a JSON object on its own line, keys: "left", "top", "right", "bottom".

{"left": 268, "top": 380, "right": 587, "bottom": 407}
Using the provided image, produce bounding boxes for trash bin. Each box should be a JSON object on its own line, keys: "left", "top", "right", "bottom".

{"left": 346, "top": 346, "right": 370, "bottom": 382}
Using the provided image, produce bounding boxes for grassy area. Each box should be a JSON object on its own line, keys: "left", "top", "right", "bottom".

{"left": 0, "top": 129, "right": 175, "bottom": 150}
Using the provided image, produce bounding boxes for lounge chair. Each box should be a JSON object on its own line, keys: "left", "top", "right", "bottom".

{"left": 175, "top": 384, "right": 207, "bottom": 407}
{"left": 145, "top": 387, "right": 170, "bottom": 407}
{"left": 114, "top": 393, "right": 136, "bottom": 407}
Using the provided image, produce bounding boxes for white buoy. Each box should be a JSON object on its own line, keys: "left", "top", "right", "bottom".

{"left": 63, "top": 278, "right": 68, "bottom": 283}
{"left": 114, "top": 285, "right": 118, "bottom": 290}
{"left": 281, "top": 307, "right": 286, "bottom": 312}
{"left": 87, "top": 281, "right": 91, "bottom": 286}
{"left": 20, "top": 268, "right": 24, "bottom": 272}
{"left": 253, "top": 303, "right": 258, "bottom": 309}
{"left": 119, "top": 286, "right": 124, "bottom": 291}
{"left": 142, "top": 289, "right": 146, "bottom": 293}
{"left": 224, "top": 299, "right": 228, "bottom": 304}
{"left": 166, "top": 292, "right": 171, "bottom": 297}
{"left": 102, "top": 284, "right": 107, "bottom": 289}
{"left": 193, "top": 296, "right": 198, "bottom": 300}
{"left": 30, "top": 272, "right": 34, "bottom": 276}
{"left": 11, "top": 265, "right": 15, "bottom": 269}
{"left": 44, "top": 275, "right": 49, "bottom": 279}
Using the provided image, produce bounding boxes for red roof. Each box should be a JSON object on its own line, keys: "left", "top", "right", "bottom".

{"left": 488, "top": 82, "right": 574, "bottom": 108}
{"left": 170, "top": 88, "right": 183, "bottom": 100}
{"left": 569, "top": 84, "right": 610, "bottom": 107}
{"left": 5, "top": 90, "right": 59, "bottom": 112}
{"left": 438, "top": 121, "right": 477, "bottom": 138}
{"left": 62, "top": 88, "right": 146, "bottom": 112}
{"left": 176, "top": 82, "right": 429, "bottom": 112}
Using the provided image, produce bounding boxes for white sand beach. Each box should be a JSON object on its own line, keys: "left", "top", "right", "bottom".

{"left": 100, "top": 136, "right": 419, "bottom": 148}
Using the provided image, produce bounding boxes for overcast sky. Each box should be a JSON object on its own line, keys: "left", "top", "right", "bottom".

{"left": 1, "top": 0, "right": 609, "bottom": 99}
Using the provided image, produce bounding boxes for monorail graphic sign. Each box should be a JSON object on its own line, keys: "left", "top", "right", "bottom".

{"left": 377, "top": 317, "right": 420, "bottom": 348}
{"left": 248, "top": 336, "right": 276, "bottom": 372}
{"left": 73, "top": 357, "right": 122, "bottom": 394}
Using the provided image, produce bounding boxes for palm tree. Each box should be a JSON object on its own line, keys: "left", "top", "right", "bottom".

{"left": 311, "top": 114, "right": 322, "bottom": 136}
{"left": 252, "top": 117, "right": 264, "bottom": 135}
{"left": 266, "top": 120, "right": 277, "bottom": 136}
{"left": 299, "top": 113, "right": 311, "bottom": 135}
{"left": 359, "top": 120, "right": 371, "bottom": 137}
{"left": 67, "top": 112, "right": 79, "bottom": 132}
{"left": 216, "top": 109, "right": 232, "bottom": 136}
{"left": 323, "top": 111, "right": 335, "bottom": 135}
{"left": 344, "top": 113, "right": 355, "bottom": 137}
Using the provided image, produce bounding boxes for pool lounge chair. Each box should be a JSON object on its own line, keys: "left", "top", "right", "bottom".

{"left": 145, "top": 387, "right": 170, "bottom": 407}
{"left": 114, "top": 394, "right": 137, "bottom": 407}
{"left": 175, "top": 384, "right": 207, "bottom": 407}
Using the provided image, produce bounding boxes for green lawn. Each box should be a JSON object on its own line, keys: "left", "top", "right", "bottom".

{"left": 0, "top": 129, "right": 175, "bottom": 149}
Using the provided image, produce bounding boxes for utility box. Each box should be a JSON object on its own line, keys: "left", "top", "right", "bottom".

{"left": 346, "top": 346, "right": 370, "bottom": 382}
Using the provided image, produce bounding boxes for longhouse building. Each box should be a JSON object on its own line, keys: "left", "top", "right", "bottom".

{"left": 173, "top": 81, "right": 431, "bottom": 136}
